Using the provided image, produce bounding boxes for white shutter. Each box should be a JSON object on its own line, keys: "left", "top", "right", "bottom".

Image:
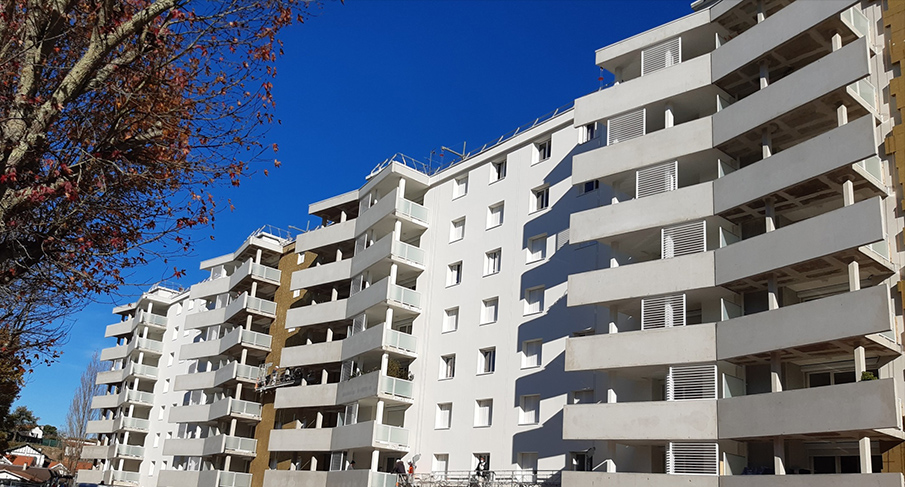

{"left": 636, "top": 161, "right": 678, "bottom": 199}
{"left": 641, "top": 294, "right": 686, "bottom": 329}
{"left": 343, "top": 403, "right": 358, "bottom": 426}
{"left": 661, "top": 221, "right": 706, "bottom": 259}
{"left": 354, "top": 234, "right": 367, "bottom": 256}
{"left": 350, "top": 274, "right": 364, "bottom": 295}
{"left": 642, "top": 37, "right": 682, "bottom": 76}
{"left": 667, "top": 443, "right": 718, "bottom": 475}
{"left": 340, "top": 360, "right": 354, "bottom": 382}
{"left": 667, "top": 364, "right": 717, "bottom": 401}
{"left": 607, "top": 109, "right": 646, "bottom": 145}
{"left": 351, "top": 314, "right": 366, "bottom": 336}
{"left": 329, "top": 452, "right": 345, "bottom": 471}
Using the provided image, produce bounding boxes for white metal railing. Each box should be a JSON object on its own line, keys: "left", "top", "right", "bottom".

{"left": 223, "top": 435, "right": 257, "bottom": 453}
{"left": 374, "top": 423, "right": 410, "bottom": 447}
{"left": 667, "top": 364, "right": 717, "bottom": 401}
{"left": 642, "top": 37, "right": 681, "bottom": 76}
{"left": 371, "top": 472, "right": 398, "bottom": 487}
{"left": 130, "top": 362, "right": 158, "bottom": 377}
{"left": 388, "top": 285, "right": 422, "bottom": 309}
{"left": 667, "top": 442, "right": 719, "bottom": 475}
{"left": 385, "top": 329, "right": 417, "bottom": 354}
{"left": 607, "top": 108, "right": 645, "bottom": 145}
{"left": 641, "top": 294, "right": 686, "bottom": 330}
{"left": 125, "top": 389, "right": 154, "bottom": 405}
{"left": 636, "top": 161, "right": 678, "bottom": 199}
{"left": 236, "top": 363, "right": 261, "bottom": 381}
{"left": 841, "top": 6, "right": 871, "bottom": 40}
{"left": 135, "top": 337, "right": 163, "bottom": 353}
{"left": 392, "top": 240, "right": 426, "bottom": 266}
{"left": 857, "top": 155, "right": 884, "bottom": 183}
{"left": 251, "top": 262, "right": 282, "bottom": 283}
{"left": 230, "top": 398, "right": 263, "bottom": 418}
{"left": 396, "top": 197, "right": 430, "bottom": 224}
{"left": 111, "top": 471, "right": 141, "bottom": 484}
{"left": 219, "top": 472, "right": 252, "bottom": 487}
{"left": 246, "top": 294, "right": 277, "bottom": 316}
{"left": 115, "top": 444, "right": 145, "bottom": 458}
{"left": 240, "top": 329, "right": 273, "bottom": 349}
{"left": 138, "top": 311, "right": 168, "bottom": 326}
{"left": 662, "top": 221, "right": 706, "bottom": 258}
{"left": 380, "top": 376, "right": 414, "bottom": 400}
{"left": 415, "top": 471, "right": 562, "bottom": 486}
{"left": 120, "top": 416, "right": 150, "bottom": 431}
{"left": 848, "top": 78, "right": 877, "bottom": 110}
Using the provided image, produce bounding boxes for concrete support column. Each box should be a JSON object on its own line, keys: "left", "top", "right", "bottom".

{"left": 759, "top": 60, "right": 769, "bottom": 89}
{"left": 855, "top": 346, "right": 867, "bottom": 380}
{"left": 240, "top": 348, "right": 248, "bottom": 365}
{"left": 381, "top": 353, "right": 389, "bottom": 375}
{"left": 229, "top": 418, "right": 237, "bottom": 436}
{"left": 765, "top": 197, "right": 776, "bottom": 233}
{"left": 250, "top": 281, "right": 258, "bottom": 298}
{"left": 398, "top": 177, "right": 407, "bottom": 199}
{"left": 773, "top": 438, "right": 786, "bottom": 475}
{"left": 767, "top": 276, "right": 779, "bottom": 310}
{"left": 128, "top": 404, "right": 135, "bottom": 417}
{"left": 771, "top": 350, "right": 785, "bottom": 475}
{"left": 310, "top": 455, "right": 318, "bottom": 471}
{"left": 336, "top": 247, "right": 343, "bottom": 262}
{"left": 843, "top": 180, "right": 855, "bottom": 206}
{"left": 770, "top": 352, "right": 782, "bottom": 393}
{"left": 316, "top": 410, "right": 324, "bottom": 429}
{"left": 832, "top": 32, "right": 843, "bottom": 51}
{"left": 756, "top": 0, "right": 766, "bottom": 23}
{"left": 340, "top": 210, "right": 347, "bottom": 223}
{"left": 325, "top": 327, "right": 334, "bottom": 343}
{"left": 255, "top": 248, "right": 262, "bottom": 264}
{"left": 849, "top": 261, "right": 861, "bottom": 292}
{"left": 389, "top": 263, "right": 398, "bottom": 286}
{"left": 385, "top": 307, "right": 394, "bottom": 329}
{"left": 331, "top": 286, "right": 339, "bottom": 301}
{"left": 610, "top": 242, "right": 619, "bottom": 268}
{"left": 321, "top": 366, "right": 329, "bottom": 384}
{"left": 608, "top": 306, "right": 619, "bottom": 334}
{"left": 603, "top": 442, "right": 617, "bottom": 472}
{"left": 860, "top": 437, "right": 873, "bottom": 473}
{"left": 665, "top": 103, "right": 675, "bottom": 129}
{"left": 761, "top": 130, "right": 772, "bottom": 159}
{"left": 246, "top": 314, "right": 253, "bottom": 331}
{"left": 394, "top": 220, "right": 403, "bottom": 241}
{"left": 375, "top": 400, "right": 385, "bottom": 425}
{"left": 371, "top": 450, "right": 380, "bottom": 472}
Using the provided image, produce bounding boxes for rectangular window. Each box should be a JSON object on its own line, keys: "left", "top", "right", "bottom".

{"left": 580, "top": 122, "right": 597, "bottom": 144}
{"left": 475, "top": 399, "right": 493, "bottom": 427}
{"left": 450, "top": 217, "right": 465, "bottom": 242}
{"left": 487, "top": 202, "right": 504, "bottom": 229}
{"left": 433, "top": 454, "right": 449, "bottom": 476}
{"left": 491, "top": 160, "right": 507, "bottom": 182}
{"left": 519, "top": 395, "right": 540, "bottom": 425}
{"left": 522, "top": 339, "right": 542, "bottom": 368}
{"left": 525, "top": 287, "right": 544, "bottom": 315}
{"left": 527, "top": 235, "right": 547, "bottom": 263}
{"left": 440, "top": 354, "right": 456, "bottom": 379}
{"left": 536, "top": 140, "right": 551, "bottom": 163}
{"left": 572, "top": 389, "right": 594, "bottom": 404}
{"left": 478, "top": 347, "right": 496, "bottom": 374}
{"left": 436, "top": 403, "right": 452, "bottom": 429}
{"left": 453, "top": 175, "right": 468, "bottom": 199}
{"left": 443, "top": 308, "right": 459, "bottom": 333}
{"left": 579, "top": 180, "right": 600, "bottom": 195}
{"left": 531, "top": 187, "right": 550, "bottom": 212}
{"left": 447, "top": 262, "right": 462, "bottom": 286}
{"left": 518, "top": 452, "right": 538, "bottom": 477}
{"left": 484, "top": 249, "right": 502, "bottom": 276}
{"left": 481, "top": 298, "right": 499, "bottom": 324}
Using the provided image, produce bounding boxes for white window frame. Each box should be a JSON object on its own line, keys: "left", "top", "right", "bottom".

{"left": 579, "top": 179, "right": 600, "bottom": 195}
{"left": 522, "top": 339, "right": 542, "bottom": 368}
{"left": 487, "top": 202, "right": 504, "bottom": 229}
{"left": 443, "top": 307, "right": 459, "bottom": 333}
{"left": 453, "top": 175, "right": 468, "bottom": 199}
{"left": 524, "top": 286, "right": 545, "bottom": 315}
{"left": 484, "top": 249, "right": 502, "bottom": 276}
{"left": 447, "top": 262, "right": 463, "bottom": 287}
{"left": 474, "top": 399, "right": 493, "bottom": 427}
{"left": 450, "top": 217, "right": 466, "bottom": 242}
{"left": 519, "top": 394, "right": 540, "bottom": 425}
{"left": 527, "top": 235, "right": 547, "bottom": 263}
{"left": 436, "top": 403, "right": 452, "bottom": 429}
{"left": 440, "top": 354, "right": 456, "bottom": 380}
{"left": 481, "top": 297, "right": 499, "bottom": 324}
{"left": 531, "top": 186, "right": 550, "bottom": 213}
{"left": 580, "top": 122, "right": 597, "bottom": 144}
{"left": 535, "top": 140, "right": 551, "bottom": 164}
{"left": 491, "top": 160, "right": 507, "bottom": 182}
{"left": 478, "top": 347, "right": 496, "bottom": 375}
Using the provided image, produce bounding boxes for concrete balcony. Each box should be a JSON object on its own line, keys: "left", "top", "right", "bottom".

{"left": 295, "top": 220, "right": 356, "bottom": 254}
{"left": 76, "top": 469, "right": 142, "bottom": 486}
{"left": 80, "top": 444, "right": 145, "bottom": 460}
{"left": 269, "top": 420, "right": 409, "bottom": 453}
{"left": 180, "top": 327, "right": 272, "bottom": 361}
{"left": 567, "top": 323, "right": 717, "bottom": 372}
{"left": 712, "top": 37, "right": 870, "bottom": 147}
{"left": 185, "top": 292, "right": 277, "bottom": 330}
{"left": 163, "top": 434, "right": 257, "bottom": 458}
{"left": 274, "top": 371, "right": 414, "bottom": 409}
{"left": 99, "top": 337, "right": 163, "bottom": 361}
{"left": 569, "top": 251, "right": 716, "bottom": 307}
{"left": 563, "top": 400, "right": 718, "bottom": 441}
{"left": 105, "top": 310, "right": 167, "bottom": 338}
{"left": 86, "top": 415, "right": 150, "bottom": 435}
{"left": 562, "top": 471, "right": 718, "bottom": 487}
{"left": 169, "top": 397, "right": 263, "bottom": 424}
{"left": 718, "top": 379, "right": 900, "bottom": 439}
{"left": 263, "top": 469, "right": 399, "bottom": 487}
{"left": 714, "top": 197, "right": 886, "bottom": 286}
{"left": 190, "top": 259, "right": 282, "bottom": 300}
{"left": 158, "top": 470, "right": 252, "bottom": 487}
{"left": 572, "top": 182, "right": 714, "bottom": 244}
{"left": 286, "top": 277, "right": 422, "bottom": 329}
{"left": 712, "top": 0, "right": 856, "bottom": 82}
{"left": 713, "top": 115, "right": 878, "bottom": 215}
{"left": 90, "top": 388, "right": 155, "bottom": 410}
{"left": 96, "top": 362, "right": 159, "bottom": 386}
{"left": 174, "top": 361, "right": 260, "bottom": 391}
{"left": 281, "top": 325, "right": 417, "bottom": 368}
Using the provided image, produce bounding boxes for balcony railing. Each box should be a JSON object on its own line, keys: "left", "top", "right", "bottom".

{"left": 111, "top": 471, "right": 140, "bottom": 484}
{"left": 392, "top": 240, "right": 426, "bottom": 266}
{"left": 374, "top": 424, "right": 409, "bottom": 448}
{"left": 241, "top": 329, "right": 273, "bottom": 349}
{"left": 130, "top": 362, "right": 158, "bottom": 378}
{"left": 388, "top": 285, "right": 421, "bottom": 309}
{"left": 138, "top": 310, "right": 168, "bottom": 327}
{"left": 219, "top": 472, "right": 252, "bottom": 487}
{"left": 120, "top": 417, "right": 150, "bottom": 431}
{"left": 246, "top": 294, "right": 277, "bottom": 316}
{"left": 223, "top": 435, "right": 257, "bottom": 454}
{"left": 251, "top": 262, "right": 282, "bottom": 283}
{"left": 125, "top": 389, "right": 154, "bottom": 405}
{"left": 236, "top": 363, "right": 261, "bottom": 382}
{"left": 379, "top": 376, "right": 414, "bottom": 400}
{"left": 848, "top": 77, "right": 877, "bottom": 110}
{"left": 135, "top": 337, "right": 163, "bottom": 353}
{"left": 396, "top": 197, "right": 429, "bottom": 224}
{"left": 384, "top": 329, "right": 417, "bottom": 354}
{"left": 230, "top": 398, "right": 263, "bottom": 418}
{"left": 841, "top": 5, "right": 871, "bottom": 40}
{"left": 115, "top": 444, "right": 145, "bottom": 458}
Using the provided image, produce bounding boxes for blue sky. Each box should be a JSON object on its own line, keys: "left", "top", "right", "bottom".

{"left": 19, "top": 0, "right": 693, "bottom": 428}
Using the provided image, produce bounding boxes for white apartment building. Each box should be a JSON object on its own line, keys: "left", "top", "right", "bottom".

{"left": 79, "top": 0, "right": 905, "bottom": 486}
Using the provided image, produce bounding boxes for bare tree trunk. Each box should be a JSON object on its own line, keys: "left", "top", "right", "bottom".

{"left": 63, "top": 351, "right": 101, "bottom": 473}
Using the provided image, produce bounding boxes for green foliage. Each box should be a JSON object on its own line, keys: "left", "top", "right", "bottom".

{"left": 861, "top": 371, "right": 878, "bottom": 381}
